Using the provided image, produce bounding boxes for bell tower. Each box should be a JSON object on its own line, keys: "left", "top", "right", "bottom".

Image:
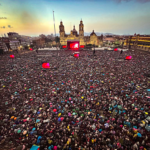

{"left": 59, "top": 21, "right": 65, "bottom": 37}
{"left": 79, "top": 19, "right": 84, "bottom": 37}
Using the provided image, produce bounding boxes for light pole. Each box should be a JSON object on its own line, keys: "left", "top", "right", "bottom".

{"left": 53, "top": 11, "right": 58, "bottom": 55}
{"left": 53, "top": 11, "right": 56, "bottom": 37}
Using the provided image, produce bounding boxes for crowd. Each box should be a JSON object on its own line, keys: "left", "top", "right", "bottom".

{"left": 0, "top": 49, "right": 150, "bottom": 150}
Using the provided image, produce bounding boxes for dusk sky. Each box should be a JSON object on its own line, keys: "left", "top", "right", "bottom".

{"left": 0, "top": 0, "right": 150, "bottom": 37}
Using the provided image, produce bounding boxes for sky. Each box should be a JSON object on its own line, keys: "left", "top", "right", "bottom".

{"left": 0, "top": 0, "right": 150, "bottom": 37}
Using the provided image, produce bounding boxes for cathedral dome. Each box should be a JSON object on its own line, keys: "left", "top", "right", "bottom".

{"left": 90, "top": 30, "right": 96, "bottom": 36}
{"left": 71, "top": 25, "right": 78, "bottom": 36}
{"left": 72, "top": 26, "right": 77, "bottom": 33}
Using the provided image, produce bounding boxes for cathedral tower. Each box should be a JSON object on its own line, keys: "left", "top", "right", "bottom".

{"left": 79, "top": 19, "right": 84, "bottom": 37}
{"left": 59, "top": 21, "right": 65, "bottom": 37}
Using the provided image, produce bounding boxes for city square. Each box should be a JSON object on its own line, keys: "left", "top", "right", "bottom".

{"left": 0, "top": 48, "right": 150, "bottom": 150}
{"left": 1, "top": 0, "right": 150, "bottom": 149}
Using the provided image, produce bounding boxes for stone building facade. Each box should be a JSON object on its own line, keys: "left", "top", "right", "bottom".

{"left": 124, "top": 34, "right": 150, "bottom": 52}
{"left": 59, "top": 20, "right": 103, "bottom": 46}
{"left": 32, "top": 38, "right": 46, "bottom": 47}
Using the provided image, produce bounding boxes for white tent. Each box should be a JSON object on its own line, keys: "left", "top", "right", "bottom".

{"left": 39, "top": 47, "right": 60, "bottom": 51}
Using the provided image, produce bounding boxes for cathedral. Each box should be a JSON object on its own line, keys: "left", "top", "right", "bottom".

{"left": 59, "top": 20, "right": 103, "bottom": 47}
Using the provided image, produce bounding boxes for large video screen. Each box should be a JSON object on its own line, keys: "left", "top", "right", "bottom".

{"left": 67, "top": 41, "right": 79, "bottom": 50}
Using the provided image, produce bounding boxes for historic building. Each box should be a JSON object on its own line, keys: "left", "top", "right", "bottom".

{"left": 59, "top": 20, "right": 103, "bottom": 46}
{"left": 0, "top": 37, "right": 9, "bottom": 52}
{"left": 32, "top": 38, "right": 46, "bottom": 47}
{"left": 124, "top": 34, "right": 150, "bottom": 51}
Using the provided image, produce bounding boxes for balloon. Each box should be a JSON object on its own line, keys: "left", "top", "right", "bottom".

{"left": 61, "top": 117, "right": 64, "bottom": 121}
{"left": 42, "top": 62, "right": 50, "bottom": 69}
{"left": 74, "top": 52, "right": 79, "bottom": 58}
{"left": 58, "top": 118, "right": 61, "bottom": 122}
{"left": 118, "top": 105, "right": 122, "bottom": 110}
{"left": 53, "top": 109, "right": 57, "bottom": 112}
{"left": 58, "top": 113, "right": 61, "bottom": 117}
{"left": 137, "top": 133, "right": 142, "bottom": 137}
{"left": 125, "top": 56, "right": 132, "bottom": 60}
{"left": 10, "top": 55, "right": 14, "bottom": 58}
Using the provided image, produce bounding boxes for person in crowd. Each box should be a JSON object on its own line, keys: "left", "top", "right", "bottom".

{"left": 120, "top": 50, "right": 123, "bottom": 54}
{"left": 0, "top": 49, "right": 150, "bottom": 150}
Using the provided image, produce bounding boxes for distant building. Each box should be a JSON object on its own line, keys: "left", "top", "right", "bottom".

{"left": 20, "top": 35, "right": 31, "bottom": 41}
{"left": 0, "top": 37, "right": 10, "bottom": 52}
{"left": 32, "top": 38, "right": 46, "bottom": 47}
{"left": 0, "top": 37, "right": 21, "bottom": 51}
{"left": 124, "top": 34, "right": 150, "bottom": 51}
{"left": 20, "top": 35, "right": 31, "bottom": 38}
{"left": 19, "top": 35, "right": 32, "bottom": 46}
{"left": 7, "top": 32, "right": 20, "bottom": 40}
{"left": 103, "top": 36, "right": 116, "bottom": 44}
{"left": 20, "top": 41, "right": 30, "bottom": 46}
{"left": 47, "top": 34, "right": 54, "bottom": 40}
{"left": 59, "top": 20, "right": 103, "bottom": 47}
{"left": 9, "top": 40, "right": 20, "bottom": 51}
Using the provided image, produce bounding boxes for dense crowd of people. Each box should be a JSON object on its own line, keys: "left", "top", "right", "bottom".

{"left": 0, "top": 49, "right": 150, "bottom": 150}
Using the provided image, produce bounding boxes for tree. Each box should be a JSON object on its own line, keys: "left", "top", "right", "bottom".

{"left": 39, "top": 34, "right": 46, "bottom": 38}
{"left": 30, "top": 44, "right": 34, "bottom": 48}
{"left": 24, "top": 45, "right": 28, "bottom": 50}
{"left": 86, "top": 44, "right": 93, "bottom": 46}
{"left": 45, "top": 38, "right": 52, "bottom": 43}
{"left": 55, "top": 36, "right": 60, "bottom": 43}
{"left": 47, "top": 34, "right": 54, "bottom": 40}
{"left": 115, "top": 40, "right": 120, "bottom": 45}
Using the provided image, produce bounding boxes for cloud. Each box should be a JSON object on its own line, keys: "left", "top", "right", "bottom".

{"left": 0, "top": 17, "right": 7, "bottom": 19}
{"left": 137, "top": 0, "right": 150, "bottom": 2}
{"left": 113, "top": 0, "right": 150, "bottom": 3}
{"left": 1, "top": 25, "right": 13, "bottom": 29}
{"left": 8, "top": 25, "right": 13, "bottom": 28}
{"left": 1, "top": 26, "right": 5, "bottom": 28}
{"left": 113, "top": 0, "right": 130, "bottom": 3}
{"left": 19, "top": 11, "right": 39, "bottom": 26}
